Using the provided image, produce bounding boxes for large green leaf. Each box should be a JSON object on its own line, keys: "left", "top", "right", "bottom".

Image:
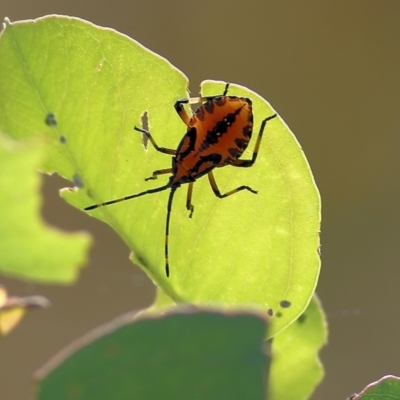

{"left": 34, "top": 310, "right": 269, "bottom": 400}
{"left": 268, "top": 295, "right": 327, "bottom": 400}
{"left": 0, "top": 133, "right": 90, "bottom": 282}
{"left": 0, "top": 16, "right": 320, "bottom": 336}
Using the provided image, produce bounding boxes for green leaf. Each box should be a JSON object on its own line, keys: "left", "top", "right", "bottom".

{"left": 0, "top": 16, "right": 321, "bottom": 335}
{"left": 0, "top": 284, "right": 49, "bottom": 336}
{"left": 350, "top": 375, "right": 400, "bottom": 399}
{"left": 34, "top": 310, "right": 269, "bottom": 400}
{"left": 0, "top": 133, "right": 90, "bottom": 283}
{"left": 268, "top": 295, "right": 327, "bottom": 400}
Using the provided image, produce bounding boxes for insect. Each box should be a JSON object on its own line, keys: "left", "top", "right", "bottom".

{"left": 84, "top": 83, "right": 277, "bottom": 277}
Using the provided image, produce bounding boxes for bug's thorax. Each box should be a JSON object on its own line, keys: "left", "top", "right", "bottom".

{"left": 170, "top": 95, "right": 254, "bottom": 187}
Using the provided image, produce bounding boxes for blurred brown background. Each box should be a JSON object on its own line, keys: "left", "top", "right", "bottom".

{"left": 1, "top": 1, "right": 399, "bottom": 399}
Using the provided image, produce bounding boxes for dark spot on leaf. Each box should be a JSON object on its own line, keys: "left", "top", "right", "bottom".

{"left": 45, "top": 113, "right": 57, "bottom": 126}
{"left": 106, "top": 342, "right": 119, "bottom": 356}
{"left": 73, "top": 174, "right": 84, "bottom": 189}
{"left": 276, "top": 312, "right": 283, "bottom": 318}
{"left": 60, "top": 135, "right": 67, "bottom": 144}
{"left": 68, "top": 385, "right": 82, "bottom": 398}
{"left": 297, "top": 314, "right": 306, "bottom": 324}
{"left": 135, "top": 253, "right": 147, "bottom": 266}
{"left": 267, "top": 308, "right": 274, "bottom": 317}
{"left": 280, "top": 300, "right": 291, "bottom": 308}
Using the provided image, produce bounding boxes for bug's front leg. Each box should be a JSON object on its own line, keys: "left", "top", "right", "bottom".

{"left": 134, "top": 126, "right": 176, "bottom": 155}
{"left": 174, "top": 83, "right": 231, "bottom": 126}
{"left": 144, "top": 168, "right": 173, "bottom": 181}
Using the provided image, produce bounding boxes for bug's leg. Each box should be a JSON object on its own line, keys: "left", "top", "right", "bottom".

{"left": 174, "top": 83, "right": 231, "bottom": 126}
{"left": 174, "top": 97, "right": 193, "bottom": 126}
{"left": 221, "top": 83, "right": 230, "bottom": 96}
{"left": 145, "top": 168, "right": 173, "bottom": 181}
{"left": 186, "top": 182, "right": 194, "bottom": 218}
{"left": 207, "top": 171, "right": 258, "bottom": 199}
{"left": 231, "top": 114, "right": 277, "bottom": 168}
{"left": 134, "top": 126, "right": 176, "bottom": 155}
{"left": 193, "top": 83, "right": 230, "bottom": 102}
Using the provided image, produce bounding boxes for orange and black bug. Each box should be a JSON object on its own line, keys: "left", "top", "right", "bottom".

{"left": 84, "top": 83, "right": 277, "bottom": 277}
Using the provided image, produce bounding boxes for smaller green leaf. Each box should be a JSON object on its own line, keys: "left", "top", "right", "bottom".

{"left": 0, "top": 284, "right": 49, "bottom": 336}
{"left": 34, "top": 309, "right": 269, "bottom": 400}
{"left": 349, "top": 375, "right": 400, "bottom": 400}
{"left": 0, "top": 133, "right": 91, "bottom": 283}
{"left": 268, "top": 295, "right": 327, "bottom": 400}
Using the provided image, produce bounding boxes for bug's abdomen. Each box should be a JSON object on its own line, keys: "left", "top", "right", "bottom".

{"left": 172, "top": 96, "right": 254, "bottom": 184}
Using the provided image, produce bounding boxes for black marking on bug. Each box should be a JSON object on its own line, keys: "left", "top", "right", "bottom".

{"left": 60, "top": 135, "right": 67, "bottom": 144}
{"left": 176, "top": 127, "right": 197, "bottom": 160}
{"left": 214, "top": 96, "right": 226, "bottom": 106}
{"left": 205, "top": 108, "right": 243, "bottom": 147}
{"left": 221, "top": 156, "right": 233, "bottom": 166}
{"left": 234, "top": 138, "right": 247, "bottom": 149}
{"left": 276, "top": 311, "right": 283, "bottom": 318}
{"left": 297, "top": 314, "right": 306, "bottom": 324}
{"left": 189, "top": 153, "right": 222, "bottom": 176}
{"left": 73, "top": 174, "right": 84, "bottom": 189}
{"left": 242, "top": 125, "right": 252, "bottom": 138}
{"left": 280, "top": 300, "right": 291, "bottom": 308}
{"left": 267, "top": 308, "right": 274, "bottom": 317}
{"left": 228, "top": 148, "right": 241, "bottom": 158}
{"left": 204, "top": 100, "right": 214, "bottom": 114}
{"left": 195, "top": 106, "right": 205, "bottom": 121}
{"left": 45, "top": 113, "right": 57, "bottom": 126}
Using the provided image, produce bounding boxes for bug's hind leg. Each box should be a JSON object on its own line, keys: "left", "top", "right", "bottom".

{"left": 207, "top": 171, "right": 258, "bottom": 200}
{"left": 174, "top": 83, "right": 231, "bottom": 126}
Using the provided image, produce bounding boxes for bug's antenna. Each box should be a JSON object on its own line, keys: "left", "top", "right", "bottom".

{"left": 84, "top": 183, "right": 170, "bottom": 211}
{"left": 164, "top": 186, "right": 178, "bottom": 277}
